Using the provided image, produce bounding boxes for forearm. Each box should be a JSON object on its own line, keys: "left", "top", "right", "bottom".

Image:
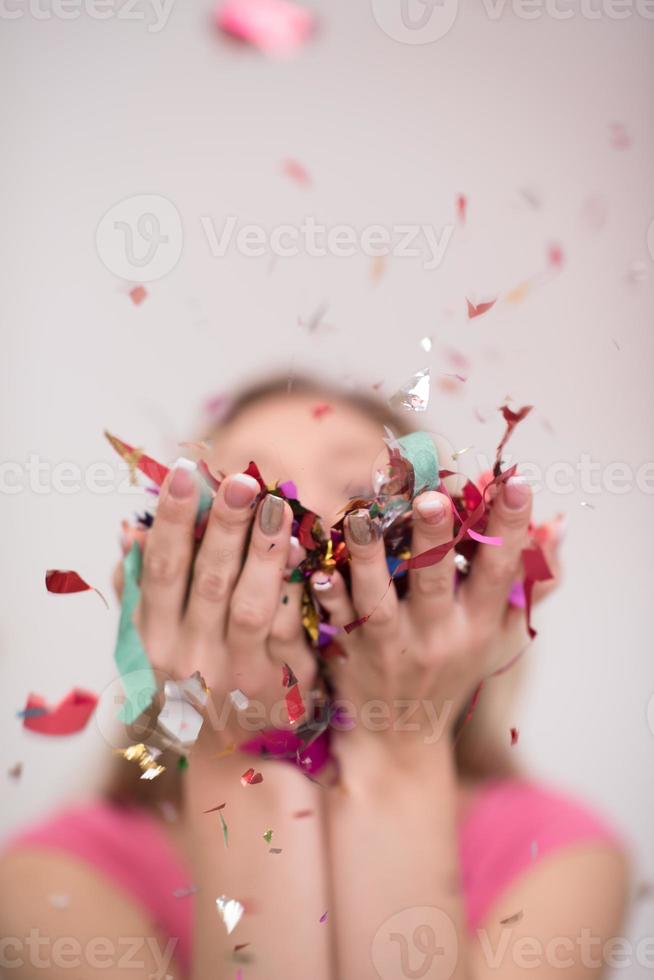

{"left": 184, "top": 748, "right": 332, "bottom": 980}
{"left": 326, "top": 733, "right": 471, "bottom": 980}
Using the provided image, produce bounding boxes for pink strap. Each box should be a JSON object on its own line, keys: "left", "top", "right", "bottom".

{"left": 458, "top": 779, "right": 621, "bottom": 931}
{"left": 7, "top": 803, "right": 193, "bottom": 975}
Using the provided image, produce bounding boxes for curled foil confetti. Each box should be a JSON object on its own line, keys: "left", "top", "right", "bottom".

{"left": 216, "top": 895, "right": 244, "bottom": 935}
{"left": 116, "top": 743, "right": 166, "bottom": 780}
{"left": 240, "top": 767, "right": 263, "bottom": 786}
{"left": 230, "top": 689, "right": 249, "bottom": 711}
{"left": 158, "top": 672, "right": 208, "bottom": 748}
{"left": 263, "top": 829, "right": 273, "bottom": 843}
{"left": 389, "top": 368, "right": 430, "bottom": 412}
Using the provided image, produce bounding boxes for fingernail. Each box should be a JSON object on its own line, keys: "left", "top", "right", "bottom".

{"left": 347, "top": 509, "right": 373, "bottom": 546}
{"left": 169, "top": 458, "right": 197, "bottom": 500}
{"left": 312, "top": 576, "right": 333, "bottom": 592}
{"left": 259, "top": 494, "right": 285, "bottom": 535}
{"left": 504, "top": 476, "right": 529, "bottom": 510}
{"left": 416, "top": 496, "right": 447, "bottom": 524}
{"left": 224, "top": 473, "right": 259, "bottom": 510}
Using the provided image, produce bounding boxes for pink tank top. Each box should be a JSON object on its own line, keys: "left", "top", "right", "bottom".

{"left": 6, "top": 779, "right": 619, "bottom": 977}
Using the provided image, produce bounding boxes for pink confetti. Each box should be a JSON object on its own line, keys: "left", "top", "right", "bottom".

{"left": 547, "top": 243, "right": 564, "bottom": 269}
{"left": 129, "top": 285, "right": 147, "bottom": 305}
{"left": 467, "top": 528, "right": 503, "bottom": 546}
{"left": 283, "top": 158, "right": 311, "bottom": 185}
{"left": 216, "top": 0, "right": 314, "bottom": 56}
{"left": 456, "top": 193, "right": 466, "bottom": 225}
{"left": 467, "top": 298, "right": 496, "bottom": 319}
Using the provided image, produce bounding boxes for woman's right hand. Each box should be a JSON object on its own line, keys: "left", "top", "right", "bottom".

{"left": 116, "top": 463, "right": 317, "bottom": 748}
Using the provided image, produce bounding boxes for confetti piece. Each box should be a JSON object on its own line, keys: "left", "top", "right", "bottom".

{"left": 521, "top": 544, "right": 553, "bottom": 639}
{"left": 216, "top": 895, "right": 244, "bottom": 934}
{"left": 220, "top": 811, "right": 229, "bottom": 848}
{"left": 158, "top": 673, "right": 208, "bottom": 747}
{"left": 505, "top": 282, "right": 531, "bottom": 304}
{"left": 495, "top": 404, "right": 533, "bottom": 469}
{"left": 105, "top": 431, "right": 169, "bottom": 487}
{"left": 215, "top": 0, "right": 314, "bottom": 55}
{"left": 113, "top": 543, "right": 157, "bottom": 724}
{"left": 8, "top": 763, "right": 23, "bottom": 780}
{"left": 240, "top": 767, "right": 263, "bottom": 786}
{"left": 466, "top": 298, "right": 496, "bottom": 319}
{"left": 312, "top": 402, "right": 332, "bottom": 420}
{"left": 285, "top": 683, "right": 306, "bottom": 725}
{"left": 500, "top": 910, "right": 524, "bottom": 926}
{"left": 580, "top": 500, "right": 596, "bottom": 509}
{"left": 269, "top": 847, "right": 282, "bottom": 854}
{"left": 420, "top": 336, "right": 432, "bottom": 352}
{"left": 21, "top": 689, "right": 98, "bottom": 736}
{"left": 115, "top": 743, "right": 166, "bottom": 780}
{"left": 389, "top": 368, "right": 430, "bottom": 412}
{"left": 293, "top": 809, "right": 314, "bottom": 818}
{"left": 203, "top": 803, "right": 227, "bottom": 813}
{"left": 230, "top": 689, "right": 250, "bottom": 711}
{"left": 282, "top": 158, "right": 310, "bottom": 185}
{"left": 129, "top": 285, "right": 147, "bottom": 305}
{"left": 452, "top": 446, "right": 472, "bottom": 460}
{"left": 212, "top": 742, "right": 237, "bottom": 760}
{"left": 455, "top": 193, "right": 467, "bottom": 225}
{"left": 371, "top": 254, "right": 387, "bottom": 283}
{"left": 609, "top": 121, "right": 631, "bottom": 150}
{"left": 173, "top": 885, "right": 198, "bottom": 898}
{"left": 467, "top": 528, "right": 503, "bottom": 547}
{"left": 299, "top": 301, "right": 330, "bottom": 334}
{"left": 234, "top": 943, "right": 250, "bottom": 953}
{"left": 45, "top": 570, "right": 108, "bottom": 610}
{"left": 510, "top": 727, "right": 519, "bottom": 746}
{"left": 519, "top": 187, "right": 542, "bottom": 209}
{"left": 547, "top": 243, "right": 564, "bottom": 270}
{"left": 320, "top": 911, "right": 328, "bottom": 923}
{"left": 263, "top": 829, "right": 273, "bottom": 843}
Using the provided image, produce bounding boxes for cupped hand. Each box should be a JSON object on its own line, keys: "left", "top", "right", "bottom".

{"left": 117, "top": 464, "right": 317, "bottom": 747}
{"left": 311, "top": 477, "right": 560, "bottom": 755}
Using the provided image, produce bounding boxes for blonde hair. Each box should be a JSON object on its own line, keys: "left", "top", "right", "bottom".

{"left": 106, "top": 373, "right": 519, "bottom": 806}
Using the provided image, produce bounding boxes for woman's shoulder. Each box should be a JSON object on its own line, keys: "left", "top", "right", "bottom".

{"left": 459, "top": 777, "right": 626, "bottom": 931}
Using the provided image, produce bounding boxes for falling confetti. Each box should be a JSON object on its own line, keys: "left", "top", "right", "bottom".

{"left": 216, "top": 895, "right": 244, "bottom": 934}
{"left": 467, "top": 298, "right": 496, "bottom": 319}
{"left": 371, "top": 255, "right": 387, "bottom": 283}
{"left": 320, "top": 911, "right": 328, "bottom": 923}
{"left": 240, "top": 767, "right": 264, "bottom": 786}
{"left": 115, "top": 743, "right": 166, "bottom": 780}
{"left": 45, "top": 570, "right": 108, "bottom": 609}
{"left": 547, "top": 243, "right": 564, "bottom": 270}
{"left": 7, "top": 763, "right": 23, "bottom": 780}
{"left": 389, "top": 368, "right": 430, "bottom": 412}
{"left": 215, "top": 0, "right": 314, "bottom": 56}
{"left": 500, "top": 910, "right": 524, "bottom": 926}
{"left": 21, "top": 689, "right": 98, "bottom": 736}
{"left": 230, "top": 689, "right": 250, "bottom": 711}
{"left": 580, "top": 501, "right": 596, "bottom": 510}
{"left": 282, "top": 158, "right": 311, "bottom": 185}
{"left": 455, "top": 193, "right": 467, "bottom": 225}
{"left": 220, "top": 811, "right": 229, "bottom": 848}
{"left": 263, "top": 829, "right": 273, "bottom": 843}
{"left": 269, "top": 847, "right": 283, "bottom": 854}
{"left": 510, "top": 727, "right": 519, "bottom": 746}
{"left": 312, "top": 403, "right": 333, "bottom": 420}
{"left": 420, "top": 336, "right": 432, "bottom": 352}
{"left": 129, "top": 285, "right": 147, "bottom": 306}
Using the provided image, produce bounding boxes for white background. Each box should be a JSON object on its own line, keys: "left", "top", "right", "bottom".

{"left": 1, "top": 0, "right": 653, "bottom": 974}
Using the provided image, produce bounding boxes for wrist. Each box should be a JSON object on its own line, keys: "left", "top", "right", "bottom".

{"left": 331, "top": 724, "right": 456, "bottom": 792}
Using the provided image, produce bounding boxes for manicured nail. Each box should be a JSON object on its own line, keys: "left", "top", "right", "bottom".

{"left": 416, "top": 496, "right": 447, "bottom": 524}
{"left": 313, "top": 576, "right": 333, "bottom": 592}
{"left": 224, "top": 473, "right": 259, "bottom": 510}
{"left": 504, "top": 476, "right": 529, "bottom": 510}
{"left": 347, "top": 509, "right": 373, "bottom": 546}
{"left": 169, "top": 459, "right": 196, "bottom": 500}
{"left": 259, "top": 494, "right": 285, "bottom": 535}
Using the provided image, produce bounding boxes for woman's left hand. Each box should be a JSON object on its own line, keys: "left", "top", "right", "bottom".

{"left": 311, "top": 477, "right": 560, "bottom": 753}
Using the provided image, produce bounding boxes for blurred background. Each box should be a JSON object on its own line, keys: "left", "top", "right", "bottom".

{"left": 1, "top": 0, "right": 653, "bottom": 973}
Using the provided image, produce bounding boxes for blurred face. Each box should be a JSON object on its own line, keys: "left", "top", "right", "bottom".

{"left": 209, "top": 392, "right": 387, "bottom": 528}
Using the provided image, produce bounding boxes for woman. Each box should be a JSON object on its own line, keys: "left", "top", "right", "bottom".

{"left": 1, "top": 376, "right": 628, "bottom": 979}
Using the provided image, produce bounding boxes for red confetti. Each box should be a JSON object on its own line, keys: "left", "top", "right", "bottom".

{"left": 495, "top": 404, "right": 533, "bottom": 470}
{"left": 243, "top": 460, "right": 267, "bottom": 493}
{"left": 105, "top": 432, "right": 170, "bottom": 487}
{"left": 510, "top": 727, "right": 519, "bottom": 746}
{"left": 240, "top": 767, "right": 264, "bottom": 786}
{"left": 467, "top": 298, "right": 496, "bottom": 319}
{"left": 285, "top": 684, "right": 306, "bottom": 725}
{"left": 203, "top": 802, "right": 227, "bottom": 813}
{"left": 129, "top": 285, "right": 147, "bottom": 305}
{"left": 21, "top": 689, "right": 98, "bottom": 736}
{"left": 343, "top": 613, "right": 370, "bottom": 634}
{"left": 297, "top": 511, "right": 319, "bottom": 550}
{"left": 547, "top": 243, "right": 564, "bottom": 269}
{"left": 283, "top": 158, "right": 311, "bottom": 185}
{"left": 45, "top": 570, "right": 108, "bottom": 610}
{"left": 456, "top": 193, "right": 467, "bottom": 225}
{"left": 312, "top": 402, "right": 332, "bottom": 420}
{"left": 282, "top": 662, "right": 298, "bottom": 688}
{"left": 521, "top": 545, "right": 553, "bottom": 639}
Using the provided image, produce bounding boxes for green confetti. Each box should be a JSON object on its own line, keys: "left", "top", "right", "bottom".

{"left": 263, "top": 829, "right": 273, "bottom": 843}
{"left": 113, "top": 543, "right": 156, "bottom": 724}
{"left": 220, "top": 811, "right": 229, "bottom": 848}
{"left": 397, "top": 432, "right": 440, "bottom": 497}
{"left": 177, "top": 755, "right": 188, "bottom": 770}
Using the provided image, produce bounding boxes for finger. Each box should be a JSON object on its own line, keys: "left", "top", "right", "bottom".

{"left": 310, "top": 569, "right": 356, "bottom": 632}
{"left": 269, "top": 537, "right": 306, "bottom": 650}
{"left": 184, "top": 472, "right": 260, "bottom": 642}
{"left": 463, "top": 476, "right": 532, "bottom": 627}
{"left": 112, "top": 561, "right": 124, "bottom": 601}
{"left": 408, "top": 491, "right": 456, "bottom": 628}
{"left": 345, "top": 509, "right": 398, "bottom": 634}
{"left": 139, "top": 461, "right": 199, "bottom": 665}
{"left": 227, "top": 494, "right": 293, "bottom": 664}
